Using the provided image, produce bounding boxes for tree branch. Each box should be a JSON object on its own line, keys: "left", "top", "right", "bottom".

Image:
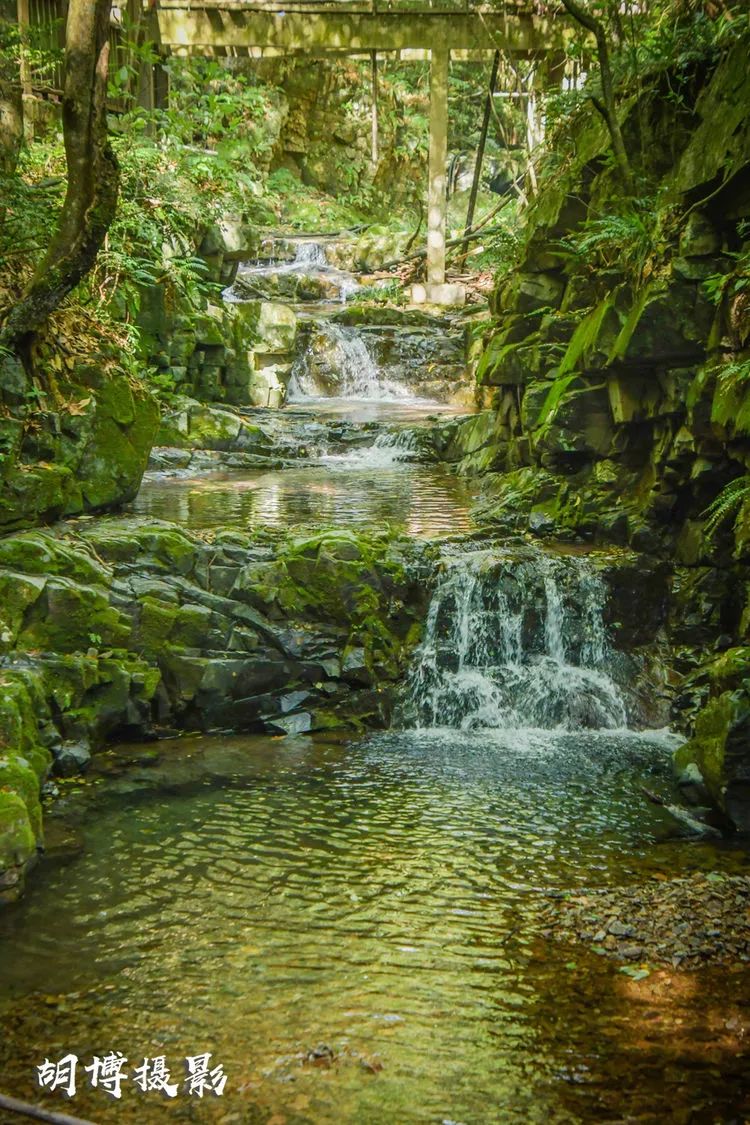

{"left": 560, "top": 0, "right": 634, "bottom": 194}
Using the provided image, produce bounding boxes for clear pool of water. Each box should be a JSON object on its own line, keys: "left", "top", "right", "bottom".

{"left": 1, "top": 730, "right": 748, "bottom": 1124}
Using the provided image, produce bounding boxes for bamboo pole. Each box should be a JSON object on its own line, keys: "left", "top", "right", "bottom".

{"left": 461, "top": 48, "right": 500, "bottom": 248}
{"left": 0, "top": 1091, "right": 98, "bottom": 1125}
{"left": 16, "top": 0, "right": 34, "bottom": 139}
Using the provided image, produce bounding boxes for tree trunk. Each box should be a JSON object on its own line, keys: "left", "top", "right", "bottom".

{"left": 0, "top": 0, "right": 119, "bottom": 352}
{"left": 0, "top": 10, "right": 23, "bottom": 179}
{"left": 560, "top": 0, "right": 634, "bottom": 194}
{"left": 0, "top": 74, "right": 23, "bottom": 178}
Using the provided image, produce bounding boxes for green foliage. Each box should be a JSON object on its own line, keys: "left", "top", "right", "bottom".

{"left": 264, "top": 168, "right": 367, "bottom": 231}
{"left": 558, "top": 199, "right": 659, "bottom": 283}
{"left": 704, "top": 242, "right": 750, "bottom": 307}
{"left": 90, "top": 137, "right": 217, "bottom": 320}
{"left": 703, "top": 475, "right": 750, "bottom": 541}
{"left": 560, "top": 296, "right": 614, "bottom": 376}
{"left": 624, "top": 2, "right": 749, "bottom": 78}
{"left": 350, "top": 279, "right": 407, "bottom": 307}
{"left": 707, "top": 357, "right": 750, "bottom": 435}
{"left": 0, "top": 16, "right": 63, "bottom": 90}
{"left": 535, "top": 375, "right": 605, "bottom": 437}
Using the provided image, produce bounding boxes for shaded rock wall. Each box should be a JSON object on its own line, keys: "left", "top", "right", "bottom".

{"left": 137, "top": 213, "right": 300, "bottom": 410}
{"left": 442, "top": 39, "right": 750, "bottom": 827}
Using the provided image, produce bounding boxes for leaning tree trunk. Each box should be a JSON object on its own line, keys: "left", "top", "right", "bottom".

{"left": 0, "top": 0, "right": 119, "bottom": 353}
{"left": 560, "top": 0, "right": 634, "bottom": 195}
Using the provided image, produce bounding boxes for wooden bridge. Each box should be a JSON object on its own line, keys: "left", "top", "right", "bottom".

{"left": 14, "top": 0, "right": 571, "bottom": 303}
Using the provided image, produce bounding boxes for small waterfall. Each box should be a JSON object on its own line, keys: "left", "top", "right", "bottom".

{"left": 225, "top": 239, "right": 358, "bottom": 304}
{"left": 292, "top": 241, "right": 328, "bottom": 268}
{"left": 318, "top": 428, "right": 419, "bottom": 469}
{"left": 404, "top": 549, "right": 628, "bottom": 732}
{"left": 289, "top": 321, "right": 411, "bottom": 401}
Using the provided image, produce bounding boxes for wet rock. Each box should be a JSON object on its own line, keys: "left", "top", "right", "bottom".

{"left": 53, "top": 741, "right": 92, "bottom": 778}
{"left": 42, "top": 820, "right": 85, "bottom": 863}
{"left": 0, "top": 519, "right": 431, "bottom": 898}
{"left": 267, "top": 712, "right": 313, "bottom": 735}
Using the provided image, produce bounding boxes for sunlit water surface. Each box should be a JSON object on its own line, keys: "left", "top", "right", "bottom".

{"left": 133, "top": 399, "right": 476, "bottom": 537}
{"left": 1, "top": 731, "right": 748, "bottom": 1123}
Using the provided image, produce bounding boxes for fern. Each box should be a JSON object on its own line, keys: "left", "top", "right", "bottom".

{"left": 705, "top": 358, "right": 750, "bottom": 435}
{"left": 557, "top": 200, "right": 657, "bottom": 282}
{"left": 559, "top": 297, "right": 614, "bottom": 376}
{"left": 703, "top": 475, "right": 750, "bottom": 541}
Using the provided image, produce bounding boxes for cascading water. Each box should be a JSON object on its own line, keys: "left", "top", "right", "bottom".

{"left": 318, "top": 427, "right": 419, "bottom": 468}
{"left": 291, "top": 240, "right": 328, "bottom": 268}
{"left": 289, "top": 320, "right": 412, "bottom": 401}
{"left": 404, "top": 548, "right": 629, "bottom": 732}
{"left": 225, "top": 239, "right": 359, "bottom": 304}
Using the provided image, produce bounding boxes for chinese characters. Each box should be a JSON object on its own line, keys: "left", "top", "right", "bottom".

{"left": 37, "top": 1053, "right": 226, "bottom": 1100}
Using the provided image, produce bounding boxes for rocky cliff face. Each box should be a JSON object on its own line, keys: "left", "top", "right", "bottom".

{"left": 440, "top": 39, "right": 750, "bottom": 828}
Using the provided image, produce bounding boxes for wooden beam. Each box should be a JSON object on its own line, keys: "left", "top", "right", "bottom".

{"left": 155, "top": 9, "right": 565, "bottom": 54}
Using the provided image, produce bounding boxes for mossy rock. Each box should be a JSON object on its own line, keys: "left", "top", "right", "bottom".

{"left": 0, "top": 570, "right": 47, "bottom": 650}
{"left": 0, "top": 531, "right": 109, "bottom": 585}
{"left": 0, "top": 790, "right": 37, "bottom": 902}
{"left": 0, "top": 758, "right": 43, "bottom": 839}
{"left": 18, "top": 578, "right": 131, "bottom": 652}
{"left": 0, "top": 462, "right": 82, "bottom": 530}
{"left": 675, "top": 687, "right": 750, "bottom": 832}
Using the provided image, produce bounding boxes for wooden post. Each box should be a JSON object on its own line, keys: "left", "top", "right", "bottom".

{"left": 426, "top": 44, "right": 448, "bottom": 290}
{"left": 412, "top": 44, "right": 464, "bottom": 304}
{"left": 370, "top": 49, "right": 378, "bottom": 167}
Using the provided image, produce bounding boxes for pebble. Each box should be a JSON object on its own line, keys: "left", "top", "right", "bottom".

{"left": 542, "top": 873, "right": 750, "bottom": 968}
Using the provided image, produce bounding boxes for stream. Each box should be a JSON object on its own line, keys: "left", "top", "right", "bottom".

{"left": 1, "top": 238, "right": 748, "bottom": 1123}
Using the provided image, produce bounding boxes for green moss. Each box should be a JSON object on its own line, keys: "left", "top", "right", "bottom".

{"left": 0, "top": 758, "right": 42, "bottom": 839}
{"left": 171, "top": 604, "right": 214, "bottom": 648}
{"left": 18, "top": 579, "right": 131, "bottom": 652}
{"left": 0, "top": 676, "right": 48, "bottom": 765}
{"left": 0, "top": 790, "right": 36, "bottom": 884}
{"left": 0, "top": 462, "right": 82, "bottom": 530}
{"left": 0, "top": 570, "right": 47, "bottom": 649}
{"left": 675, "top": 692, "right": 734, "bottom": 798}
{"left": 96, "top": 379, "right": 137, "bottom": 425}
{"left": 0, "top": 532, "right": 108, "bottom": 585}
{"left": 135, "top": 597, "right": 180, "bottom": 653}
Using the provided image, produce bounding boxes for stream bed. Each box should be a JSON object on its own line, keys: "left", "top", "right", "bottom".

{"left": 0, "top": 731, "right": 749, "bottom": 1123}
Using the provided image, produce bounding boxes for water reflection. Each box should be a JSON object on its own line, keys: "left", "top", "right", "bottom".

{"left": 133, "top": 462, "right": 476, "bottom": 538}
{"left": 0, "top": 731, "right": 748, "bottom": 1123}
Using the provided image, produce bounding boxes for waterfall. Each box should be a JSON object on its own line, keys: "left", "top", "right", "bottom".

{"left": 225, "top": 239, "right": 358, "bottom": 305}
{"left": 404, "top": 549, "right": 628, "bottom": 732}
{"left": 318, "top": 427, "right": 419, "bottom": 468}
{"left": 289, "top": 321, "right": 411, "bottom": 401}
{"left": 292, "top": 241, "right": 328, "bottom": 268}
